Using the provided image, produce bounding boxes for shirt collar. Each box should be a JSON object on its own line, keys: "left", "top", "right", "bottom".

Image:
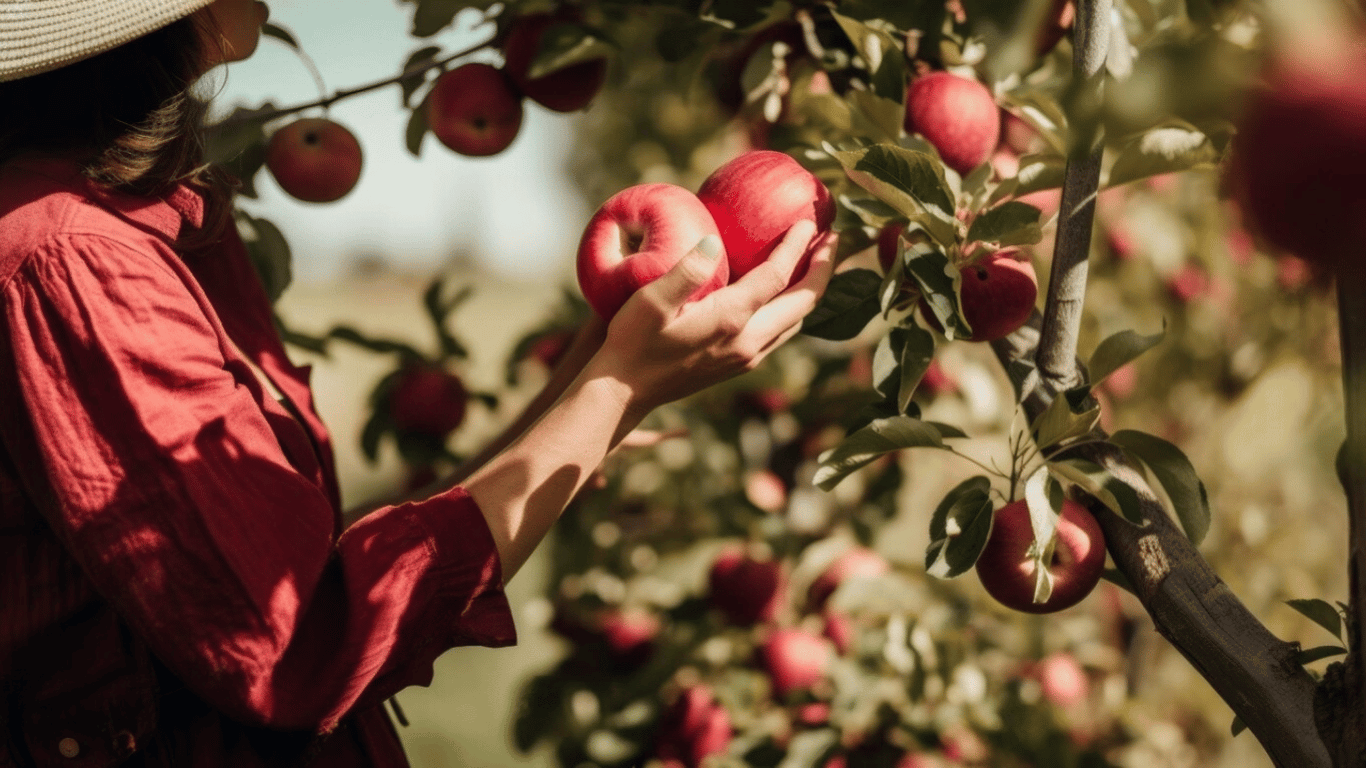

{"left": 12, "top": 154, "right": 206, "bottom": 241}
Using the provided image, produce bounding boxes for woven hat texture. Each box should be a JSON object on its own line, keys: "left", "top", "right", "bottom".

{"left": 1, "top": 0, "right": 215, "bottom": 82}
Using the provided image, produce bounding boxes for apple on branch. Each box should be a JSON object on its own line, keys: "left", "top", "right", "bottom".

{"left": 903, "top": 71, "right": 1000, "bottom": 176}
{"left": 502, "top": 10, "right": 608, "bottom": 113}
{"left": 388, "top": 363, "right": 470, "bottom": 439}
{"left": 427, "top": 62, "right": 525, "bottom": 157}
{"left": 707, "top": 546, "right": 786, "bottom": 626}
{"left": 696, "top": 150, "right": 835, "bottom": 284}
{"left": 920, "top": 249, "right": 1039, "bottom": 342}
{"left": 759, "top": 627, "right": 832, "bottom": 699}
{"left": 974, "top": 498, "right": 1107, "bottom": 614}
{"left": 266, "top": 117, "right": 363, "bottom": 203}
{"left": 576, "top": 182, "right": 728, "bottom": 320}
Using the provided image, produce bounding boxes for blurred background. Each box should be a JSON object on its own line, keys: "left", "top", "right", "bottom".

{"left": 206, "top": 0, "right": 1356, "bottom": 766}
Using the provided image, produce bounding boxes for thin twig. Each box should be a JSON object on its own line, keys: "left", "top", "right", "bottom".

{"left": 215, "top": 37, "right": 493, "bottom": 129}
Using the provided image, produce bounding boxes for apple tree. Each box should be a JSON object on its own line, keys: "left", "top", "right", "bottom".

{"left": 207, "top": 0, "right": 1366, "bottom": 765}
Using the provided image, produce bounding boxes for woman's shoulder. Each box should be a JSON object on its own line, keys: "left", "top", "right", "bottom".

{"left": 0, "top": 156, "right": 193, "bottom": 286}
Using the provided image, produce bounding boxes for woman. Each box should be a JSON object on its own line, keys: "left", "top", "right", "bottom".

{"left": 0, "top": 0, "right": 836, "bottom": 765}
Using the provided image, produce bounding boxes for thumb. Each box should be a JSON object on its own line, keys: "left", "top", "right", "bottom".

{"left": 644, "top": 234, "right": 726, "bottom": 308}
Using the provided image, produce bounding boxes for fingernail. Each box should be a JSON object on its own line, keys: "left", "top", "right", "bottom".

{"left": 695, "top": 234, "right": 722, "bottom": 261}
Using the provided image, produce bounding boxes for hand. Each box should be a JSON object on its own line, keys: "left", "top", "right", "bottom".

{"left": 587, "top": 219, "right": 838, "bottom": 422}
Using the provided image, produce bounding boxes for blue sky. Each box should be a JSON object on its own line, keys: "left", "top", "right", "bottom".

{"left": 208, "top": 0, "right": 590, "bottom": 283}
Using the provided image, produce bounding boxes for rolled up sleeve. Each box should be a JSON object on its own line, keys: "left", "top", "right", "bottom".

{"left": 0, "top": 230, "right": 515, "bottom": 733}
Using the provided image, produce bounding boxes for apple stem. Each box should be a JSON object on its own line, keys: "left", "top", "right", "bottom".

{"left": 1034, "top": 0, "right": 1111, "bottom": 395}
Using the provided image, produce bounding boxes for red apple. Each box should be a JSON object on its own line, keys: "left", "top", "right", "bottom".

{"left": 427, "top": 62, "right": 524, "bottom": 157}
{"left": 523, "top": 328, "right": 576, "bottom": 369}
{"left": 974, "top": 498, "right": 1106, "bottom": 614}
{"left": 822, "top": 610, "right": 855, "bottom": 656}
{"left": 266, "top": 117, "right": 363, "bottom": 203}
{"left": 878, "top": 222, "right": 905, "bottom": 273}
{"left": 1166, "top": 263, "right": 1209, "bottom": 303}
{"left": 502, "top": 11, "right": 608, "bottom": 113}
{"left": 696, "top": 150, "right": 836, "bottom": 283}
{"left": 708, "top": 547, "right": 786, "bottom": 626}
{"left": 1035, "top": 651, "right": 1089, "bottom": 707}
{"left": 760, "top": 628, "right": 832, "bottom": 699}
{"left": 389, "top": 364, "right": 469, "bottom": 438}
{"left": 919, "top": 359, "right": 958, "bottom": 398}
{"left": 599, "top": 607, "right": 660, "bottom": 666}
{"left": 920, "top": 249, "right": 1038, "bottom": 342}
{"left": 807, "top": 547, "right": 890, "bottom": 610}
{"left": 576, "top": 183, "right": 728, "bottom": 320}
{"left": 1231, "top": 35, "right": 1366, "bottom": 268}
{"left": 656, "top": 686, "right": 732, "bottom": 768}
{"left": 904, "top": 72, "right": 1000, "bottom": 176}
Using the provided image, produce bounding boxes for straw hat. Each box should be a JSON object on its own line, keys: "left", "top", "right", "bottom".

{"left": 0, "top": 0, "right": 216, "bottom": 82}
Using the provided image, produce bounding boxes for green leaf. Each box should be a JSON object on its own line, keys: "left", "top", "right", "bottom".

{"left": 404, "top": 101, "right": 429, "bottom": 157}
{"left": 1110, "top": 430, "right": 1211, "bottom": 546}
{"left": 826, "top": 143, "right": 957, "bottom": 245}
{"left": 359, "top": 408, "right": 387, "bottom": 464}
{"left": 1295, "top": 645, "right": 1348, "bottom": 665}
{"left": 925, "top": 421, "right": 968, "bottom": 439}
{"left": 235, "top": 212, "right": 293, "bottom": 304}
{"left": 925, "top": 476, "right": 995, "bottom": 578}
{"left": 1286, "top": 599, "right": 1345, "bottom": 642}
{"left": 990, "top": 153, "right": 1066, "bottom": 206}
{"left": 1024, "top": 466, "right": 1063, "bottom": 604}
{"left": 705, "top": 0, "right": 775, "bottom": 29}
{"left": 399, "top": 46, "right": 441, "bottom": 107}
{"left": 1031, "top": 393, "right": 1101, "bottom": 452}
{"left": 1088, "top": 325, "right": 1165, "bottom": 386}
{"left": 327, "top": 325, "right": 427, "bottom": 360}
{"left": 815, "top": 416, "right": 944, "bottom": 490}
{"left": 897, "top": 325, "right": 936, "bottom": 413}
{"left": 905, "top": 248, "right": 972, "bottom": 341}
{"left": 776, "top": 728, "right": 839, "bottom": 768}
{"left": 408, "top": 0, "right": 465, "bottom": 37}
{"left": 802, "top": 268, "right": 883, "bottom": 340}
{"left": 514, "top": 673, "right": 567, "bottom": 752}
{"left": 1048, "top": 458, "right": 1143, "bottom": 523}
{"left": 261, "top": 23, "right": 299, "bottom": 48}
{"left": 526, "top": 23, "right": 615, "bottom": 81}
{"left": 967, "top": 201, "right": 1044, "bottom": 247}
{"left": 831, "top": 10, "right": 904, "bottom": 102}
{"left": 204, "top": 102, "right": 275, "bottom": 194}
{"left": 1106, "top": 122, "right": 1221, "bottom": 188}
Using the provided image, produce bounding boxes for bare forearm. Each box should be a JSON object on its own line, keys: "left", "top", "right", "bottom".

{"left": 462, "top": 369, "right": 639, "bottom": 582}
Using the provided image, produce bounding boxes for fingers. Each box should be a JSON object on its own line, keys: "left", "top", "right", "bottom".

{"left": 638, "top": 234, "right": 726, "bottom": 311}
{"left": 723, "top": 219, "right": 819, "bottom": 315}
{"left": 741, "top": 230, "right": 839, "bottom": 343}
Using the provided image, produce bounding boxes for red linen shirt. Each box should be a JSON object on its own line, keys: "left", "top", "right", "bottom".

{"left": 0, "top": 157, "right": 516, "bottom": 767}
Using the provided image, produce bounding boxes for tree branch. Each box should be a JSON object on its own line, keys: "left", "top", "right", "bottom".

{"left": 1033, "top": 0, "right": 1109, "bottom": 391}
{"left": 984, "top": 2, "right": 1332, "bottom": 764}
{"left": 1316, "top": 276, "right": 1366, "bottom": 765}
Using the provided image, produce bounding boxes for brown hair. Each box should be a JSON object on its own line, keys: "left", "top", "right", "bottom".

{"left": 0, "top": 14, "right": 235, "bottom": 250}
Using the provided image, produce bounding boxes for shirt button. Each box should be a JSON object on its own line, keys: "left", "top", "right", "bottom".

{"left": 57, "top": 737, "right": 80, "bottom": 758}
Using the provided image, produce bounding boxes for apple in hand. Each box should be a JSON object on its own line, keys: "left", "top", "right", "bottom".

{"left": 266, "top": 118, "right": 363, "bottom": 203}
{"left": 427, "top": 62, "right": 525, "bottom": 157}
{"left": 576, "top": 183, "right": 728, "bottom": 320}
{"left": 760, "top": 628, "right": 832, "bottom": 699}
{"left": 389, "top": 363, "right": 469, "bottom": 438}
{"left": 974, "top": 498, "right": 1106, "bottom": 614}
{"left": 502, "top": 11, "right": 608, "bottom": 113}
{"left": 696, "top": 150, "right": 835, "bottom": 283}
{"left": 708, "top": 547, "right": 786, "bottom": 626}
{"left": 920, "top": 249, "right": 1038, "bottom": 342}
{"left": 904, "top": 72, "right": 1000, "bottom": 176}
